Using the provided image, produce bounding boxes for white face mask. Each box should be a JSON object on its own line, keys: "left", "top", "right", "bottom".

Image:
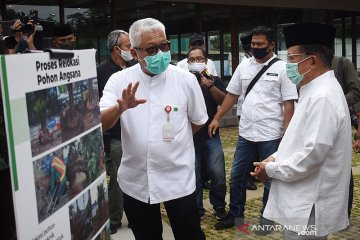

{"left": 116, "top": 47, "right": 133, "bottom": 62}
{"left": 188, "top": 62, "right": 206, "bottom": 73}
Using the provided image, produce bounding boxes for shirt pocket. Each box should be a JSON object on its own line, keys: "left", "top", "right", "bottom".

{"left": 240, "top": 75, "right": 252, "bottom": 94}
{"left": 168, "top": 104, "right": 186, "bottom": 124}
{"left": 260, "top": 75, "right": 279, "bottom": 93}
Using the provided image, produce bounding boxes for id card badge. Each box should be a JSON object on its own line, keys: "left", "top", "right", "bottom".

{"left": 163, "top": 123, "right": 174, "bottom": 141}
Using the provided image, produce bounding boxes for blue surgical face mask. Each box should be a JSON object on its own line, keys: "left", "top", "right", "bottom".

{"left": 141, "top": 50, "right": 171, "bottom": 75}
{"left": 286, "top": 56, "right": 312, "bottom": 85}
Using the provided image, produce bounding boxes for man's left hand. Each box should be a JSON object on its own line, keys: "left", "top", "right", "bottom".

{"left": 250, "top": 162, "right": 269, "bottom": 182}
{"left": 199, "top": 75, "right": 213, "bottom": 89}
{"left": 353, "top": 139, "right": 360, "bottom": 153}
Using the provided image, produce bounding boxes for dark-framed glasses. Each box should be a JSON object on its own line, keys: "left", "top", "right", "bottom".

{"left": 135, "top": 41, "right": 171, "bottom": 56}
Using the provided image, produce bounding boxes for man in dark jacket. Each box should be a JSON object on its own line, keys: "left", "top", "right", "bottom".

{"left": 97, "top": 29, "right": 136, "bottom": 234}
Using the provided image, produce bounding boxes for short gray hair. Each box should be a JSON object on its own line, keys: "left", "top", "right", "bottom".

{"left": 107, "top": 30, "right": 128, "bottom": 52}
{"left": 129, "top": 18, "right": 166, "bottom": 48}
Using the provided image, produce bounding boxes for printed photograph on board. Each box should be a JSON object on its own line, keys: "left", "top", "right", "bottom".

{"left": 26, "top": 78, "right": 100, "bottom": 157}
{"left": 33, "top": 127, "right": 105, "bottom": 223}
{"left": 90, "top": 179, "right": 109, "bottom": 237}
{"left": 33, "top": 146, "right": 71, "bottom": 223}
{"left": 61, "top": 78, "right": 100, "bottom": 143}
{"left": 26, "top": 87, "right": 63, "bottom": 157}
{"left": 69, "top": 189, "right": 93, "bottom": 240}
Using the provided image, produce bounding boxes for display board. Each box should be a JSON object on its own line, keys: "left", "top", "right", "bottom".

{"left": 0, "top": 49, "right": 110, "bottom": 240}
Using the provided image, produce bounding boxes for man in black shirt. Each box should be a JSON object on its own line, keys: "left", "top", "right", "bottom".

{"left": 187, "top": 46, "right": 228, "bottom": 221}
{"left": 97, "top": 29, "right": 136, "bottom": 234}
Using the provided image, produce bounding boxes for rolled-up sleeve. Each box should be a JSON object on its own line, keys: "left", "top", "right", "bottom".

{"left": 99, "top": 74, "right": 121, "bottom": 111}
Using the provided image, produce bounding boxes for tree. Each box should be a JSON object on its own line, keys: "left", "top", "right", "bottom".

{"left": 209, "top": 34, "right": 231, "bottom": 53}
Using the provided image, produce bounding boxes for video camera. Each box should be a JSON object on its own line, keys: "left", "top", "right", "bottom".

{"left": 1, "top": 12, "right": 54, "bottom": 51}
{"left": 17, "top": 11, "right": 43, "bottom": 36}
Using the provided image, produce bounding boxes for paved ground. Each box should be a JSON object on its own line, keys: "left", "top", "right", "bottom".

{"left": 112, "top": 126, "right": 360, "bottom": 240}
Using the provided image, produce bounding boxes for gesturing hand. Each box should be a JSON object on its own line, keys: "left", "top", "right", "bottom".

{"left": 250, "top": 162, "right": 269, "bottom": 182}
{"left": 116, "top": 81, "right": 146, "bottom": 113}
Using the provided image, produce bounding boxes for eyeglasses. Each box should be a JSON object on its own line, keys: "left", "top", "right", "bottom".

{"left": 287, "top": 53, "right": 308, "bottom": 62}
{"left": 134, "top": 41, "right": 171, "bottom": 56}
{"left": 187, "top": 57, "right": 206, "bottom": 64}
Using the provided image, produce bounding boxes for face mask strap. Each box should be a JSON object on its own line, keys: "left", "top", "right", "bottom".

{"left": 301, "top": 68, "right": 312, "bottom": 77}
{"left": 297, "top": 55, "right": 311, "bottom": 64}
{"left": 134, "top": 49, "right": 145, "bottom": 63}
{"left": 298, "top": 56, "right": 313, "bottom": 76}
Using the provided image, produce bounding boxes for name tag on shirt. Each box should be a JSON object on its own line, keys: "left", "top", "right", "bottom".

{"left": 163, "top": 123, "right": 174, "bottom": 141}
{"left": 266, "top": 73, "right": 278, "bottom": 76}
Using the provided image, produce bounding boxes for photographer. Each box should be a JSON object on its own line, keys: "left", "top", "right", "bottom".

{"left": 11, "top": 18, "right": 36, "bottom": 53}
{"left": 187, "top": 46, "right": 228, "bottom": 221}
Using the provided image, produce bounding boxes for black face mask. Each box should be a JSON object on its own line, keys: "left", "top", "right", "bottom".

{"left": 58, "top": 41, "right": 75, "bottom": 50}
{"left": 252, "top": 45, "right": 271, "bottom": 59}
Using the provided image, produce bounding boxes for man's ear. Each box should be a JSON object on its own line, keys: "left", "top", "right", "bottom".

{"left": 270, "top": 42, "right": 275, "bottom": 51}
{"left": 310, "top": 55, "right": 318, "bottom": 67}
{"left": 112, "top": 45, "right": 120, "bottom": 53}
{"left": 130, "top": 48, "right": 138, "bottom": 60}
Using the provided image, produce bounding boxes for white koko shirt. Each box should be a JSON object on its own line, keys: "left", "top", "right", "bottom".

{"left": 100, "top": 64, "right": 208, "bottom": 204}
{"left": 264, "top": 71, "right": 351, "bottom": 236}
{"left": 227, "top": 54, "right": 298, "bottom": 141}
{"left": 177, "top": 58, "right": 218, "bottom": 76}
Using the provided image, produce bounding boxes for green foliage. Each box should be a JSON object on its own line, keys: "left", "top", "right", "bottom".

{"left": 66, "top": 9, "right": 111, "bottom": 37}
{"left": 209, "top": 35, "right": 231, "bottom": 52}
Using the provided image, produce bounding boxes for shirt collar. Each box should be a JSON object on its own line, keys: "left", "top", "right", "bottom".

{"left": 109, "top": 56, "right": 136, "bottom": 69}
{"left": 138, "top": 64, "right": 167, "bottom": 82}
{"left": 299, "top": 70, "right": 335, "bottom": 96}
{"left": 108, "top": 57, "right": 122, "bottom": 69}
{"left": 249, "top": 53, "right": 277, "bottom": 65}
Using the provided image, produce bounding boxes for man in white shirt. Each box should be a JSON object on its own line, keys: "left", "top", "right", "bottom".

{"left": 251, "top": 23, "right": 351, "bottom": 239}
{"left": 208, "top": 26, "right": 298, "bottom": 232}
{"left": 100, "top": 18, "right": 208, "bottom": 240}
{"left": 236, "top": 32, "right": 259, "bottom": 191}
{"left": 177, "top": 33, "right": 218, "bottom": 76}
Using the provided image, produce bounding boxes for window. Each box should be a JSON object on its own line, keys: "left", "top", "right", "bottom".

{"left": 169, "top": 35, "right": 179, "bottom": 64}
{"left": 208, "top": 31, "right": 221, "bottom": 76}
{"left": 64, "top": 1, "right": 111, "bottom": 64}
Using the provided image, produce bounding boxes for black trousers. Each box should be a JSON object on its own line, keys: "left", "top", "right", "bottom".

{"left": 0, "top": 169, "right": 16, "bottom": 239}
{"left": 124, "top": 192, "right": 206, "bottom": 240}
{"left": 348, "top": 170, "right": 354, "bottom": 218}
